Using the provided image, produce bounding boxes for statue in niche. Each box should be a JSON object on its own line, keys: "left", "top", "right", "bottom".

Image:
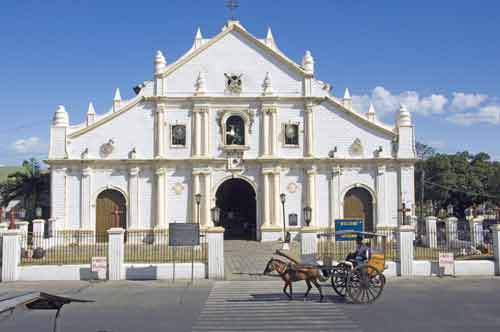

{"left": 226, "top": 115, "right": 245, "bottom": 145}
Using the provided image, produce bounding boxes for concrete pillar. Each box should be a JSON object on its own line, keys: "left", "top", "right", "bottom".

{"left": 2, "top": 230, "right": 21, "bottom": 282}
{"left": 425, "top": 216, "right": 437, "bottom": 248}
{"left": 470, "top": 218, "right": 484, "bottom": 248}
{"left": 444, "top": 217, "right": 458, "bottom": 246}
{"left": 32, "top": 219, "right": 45, "bottom": 248}
{"left": 306, "top": 168, "right": 316, "bottom": 227}
{"left": 207, "top": 227, "right": 225, "bottom": 279}
{"left": 16, "top": 221, "right": 29, "bottom": 234}
{"left": 80, "top": 167, "right": 92, "bottom": 229}
{"left": 128, "top": 167, "right": 140, "bottom": 229}
{"left": 304, "top": 103, "right": 314, "bottom": 157}
{"left": 300, "top": 227, "right": 317, "bottom": 264}
{"left": 329, "top": 167, "right": 341, "bottom": 226}
{"left": 156, "top": 167, "right": 166, "bottom": 228}
{"left": 262, "top": 110, "right": 269, "bottom": 156}
{"left": 262, "top": 172, "right": 271, "bottom": 227}
{"left": 398, "top": 225, "right": 415, "bottom": 276}
{"left": 107, "top": 228, "right": 125, "bottom": 281}
{"left": 492, "top": 224, "right": 500, "bottom": 275}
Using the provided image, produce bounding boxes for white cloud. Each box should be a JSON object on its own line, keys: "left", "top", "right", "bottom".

{"left": 10, "top": 137, "right": 46, "bottom": 154}
{"left": 426, "top": 140, "right": 446, "bottom": 149}
{"left": 450, "top": 92, "right": 487, "bottom": 111}
{"left": 446, "top": 105, "right": 500, "bottom": 126}
{"left": 352, "top": 86, "right": 448, "bottom": 116}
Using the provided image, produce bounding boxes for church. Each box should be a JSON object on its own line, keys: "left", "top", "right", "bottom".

{"left": 47, "top": 20, "right": 416, "bottom": 241}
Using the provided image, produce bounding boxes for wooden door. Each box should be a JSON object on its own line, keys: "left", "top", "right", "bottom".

{"left": 343, "top": 187, "right": 373, "bottom": 231}
{"left": 96, "top": 189, "right": 126, "bottom": 236}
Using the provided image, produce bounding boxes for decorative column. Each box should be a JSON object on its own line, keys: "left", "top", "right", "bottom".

{"left": 155, "top": 104, "right": 166, "bottom": 158}
{"left": 193, "top": 109, "right": 202, "bottom": 157}
{"left": 261, "top": 109, "right": 270, "bottom": 156}
{"left": 306, "top": 168, "right": 317, "bottom": 227}
{"left": 329, "top": 166, "right": 342, "bottom": 228}
{"left": 1, "top": 230, "right": 21, "bottom": 282}
{"left": 107, "top": 228, "right": 125, "bottom": 281}
{"left": 398, "top": 225, "right": 415, "bottom": 276}
{"left": 202, "top": 172, "right": 212, "bottom": 227}
{"left": 32, "top": 219, "right": 45, "bottom": 248}
{"left": 262, "top": 171, "right": 271, "bottom": 227}
{"left": 304, "top": 103, "right": 314, "bottom": 157}
{"left": 470, "top": 217, "right": 484, "bottom": 248}
{"left": 444, "top": 216, "right": 458, "bottom": 247}
{"left": 80, "top": 166, "right": 92, "bottom": 229}
{"left": 492, "top": 224, "right": 500, "bottom": 275}
{"left": 425, "top": 216, "right": 437, "bottom": 248}
{"left": 272, "top": 170, "right": 281, "bottom": 226}
{"left": 155, "top": 167, "right": 166, "bottom": 228}
{"left": 207, "top": 227, "right": 225, "bottom": 279}
{"left": 270, "top": 108, "right": 278, "bottom": 156}
{"left": 192, "top": 171, "right": 201, "bottom": 223}
{"left": 376, "top": 165, "right": 386, "bottom": 228}
{"left": 202, "top": 108, "right": 210, "bottom": 156}
{"left": 128, "top": 167, "right": 140, "bottom": 229}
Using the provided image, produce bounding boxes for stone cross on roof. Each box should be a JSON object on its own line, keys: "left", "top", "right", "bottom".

{"left": 225, "top": 0, "right": 239, "bottom": 20}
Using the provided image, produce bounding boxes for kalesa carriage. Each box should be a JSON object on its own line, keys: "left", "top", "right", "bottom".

{"left": 264, "top": 230, "right": 388, "bottom": 304}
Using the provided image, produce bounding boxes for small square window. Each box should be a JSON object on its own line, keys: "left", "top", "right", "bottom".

{"left": 171, "top": 125, "right": 186, "bottom": 146}
{"left": 284, "top": 123, "right": 299, "bottom": 146}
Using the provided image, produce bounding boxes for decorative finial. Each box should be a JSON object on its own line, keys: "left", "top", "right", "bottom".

{"left": 343, "top": 88, "right": 352, "bottom": 109}
{"left": 113, "top": 88, "right": 121, "bottom": 112}
{"left": 397, "top": 104, "right": 412, "bottom": 126}
{"left": 265, "top": 27, "right": 276, "bottom": 48}
{"left": 225, "top": 0, "right": 239, "bottom": 21}
{"left": 130, "top": 147, "right": 137, "bottom": 159}
{"left": 302, "top": 50, "right": 314, "bottom": 74}
{"left": 53, "top": 105, "right": 69, "bottom": 127}
{"left": 155, "top": 50, "right": 166, "bottom": 74}
{"left": 193, "top": 28, "right": 203, "bottom": 48}
{"left": 262, "top": 72, "right": 273, "bottom": 96}
{"left": 86, "top": 102, "right": 96, "bottom": 125}
{"left": 194, "top": 72, "right": 206, "bottom": 96}
{"left": 367, "top": 103, "right": 376, "bottom": 121}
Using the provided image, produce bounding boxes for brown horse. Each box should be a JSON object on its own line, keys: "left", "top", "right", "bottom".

{"left": 263, "top": 258, "right": 325, "bottom": 301}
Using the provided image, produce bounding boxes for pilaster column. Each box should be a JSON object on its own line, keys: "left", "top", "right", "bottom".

{"left": 262, "top": 171, "right": 271, "bottom": 227}
{"left": 202, "top": 109, "right": 210, "bottom": 156}
{"left": 128, "top": 167, "right": 140, "bottom": 229}
{"left": 203, "top": 173, "right": 212, "bottom": 227}
{"left": 155, "top": 104, "right": 166, "bottom": 158}
{"left": 398, "top": 225, "right": 415, "bottom": 276}
{"left": 270, "top": 108, "right": 278, "bottom": 156}
{"left": 80, "top": 167, "right": 92, "bottom": 229}
{"left": 192, "top": 172, "right": 201, "bottom": 223}
{"left": 304, "top": 103, "right": 314, "bottom": 157}
{"left": 261, "top": 109, "right": 270, "bottom": 156}
{"left": 108, "top": 228, "right": 125, "bottom": 280}
{"left": 155, "top": 167, "right": 166, "bottom": 228}
{"left": 329, "top": 166, "right": 342, "bottom": 226}
{"left": 272, "top": 170, "right": 281, "bottom": 226}
{"left": 376, "top": 165, "right": 386, "bottom": 229}
{"left": 306, "top": 167, "right": 317, "bottom": 227}
{"left": 194, "top": 110, "right": 202, "bottom": 156}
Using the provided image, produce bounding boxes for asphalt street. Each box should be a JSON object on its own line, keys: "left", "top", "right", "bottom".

{"left": 1, "top": 277, "right": 499, "bottom": 332}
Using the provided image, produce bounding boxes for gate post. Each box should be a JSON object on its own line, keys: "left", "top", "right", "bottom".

{"left": 397, "top": 225, "right": 415, "bottom": 276}
{"left": 470, "top": 217, "right": 484, "bottom": 248}
{"left": 444, "top": 217, "right": 458, "bottom": 247}
{"left": 300, "top": 227, "right": 317, "bottom": 264}
{"left": 492, "top": 224, "right": 500, "bottom": 276}
{"left": 1, "top": 230, "right": 21, "bottom": 282}
{"left": 107, "top": 228, "right": 125, "bottom": 281}
{"left": 32, "top": 219, "right": 45, "bottom": 248}
{"left": 207, "top": 227, "right": 225, "bottom": 280}
{"left": 425, "top": 216, "right": 437, "bottom": 248}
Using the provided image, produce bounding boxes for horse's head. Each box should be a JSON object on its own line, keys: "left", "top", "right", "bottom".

{"left": 263, "top": 258, "right": 276, "bottom": 275}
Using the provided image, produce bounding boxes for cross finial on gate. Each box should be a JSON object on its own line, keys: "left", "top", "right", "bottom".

{"left": 225, "top": 0, "right": 239, "bottom": 20}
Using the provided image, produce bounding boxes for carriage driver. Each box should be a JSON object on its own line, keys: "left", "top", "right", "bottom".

{"left": 346, "top": 235, "right": 371, "bottom": 266}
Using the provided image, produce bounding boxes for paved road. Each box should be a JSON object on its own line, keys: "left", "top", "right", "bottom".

{"left": 1, "top": 277, "right": 500, "bottom": 331}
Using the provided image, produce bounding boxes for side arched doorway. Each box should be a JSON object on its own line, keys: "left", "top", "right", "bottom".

{"left": 96, "top": 189, "right": 127, "bottom": 236}
{"left": 343, "top": 187, "right": 374, "bottom": 232}
{"left": 215, "top": 178, "right": 256, "bottom": 240}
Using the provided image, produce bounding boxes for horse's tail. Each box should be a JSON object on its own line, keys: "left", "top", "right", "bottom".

{"left": 317, "top": 268, "right": 329, "bottom": 282}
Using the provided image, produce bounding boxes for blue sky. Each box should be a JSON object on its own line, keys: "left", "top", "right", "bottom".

{"left": 1, "top": 0, "right": 499, "bottom": 165}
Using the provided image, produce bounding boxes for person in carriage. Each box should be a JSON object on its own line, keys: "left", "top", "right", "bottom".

{"left": 345, "top": 234, "right": 371, "bottom": 267}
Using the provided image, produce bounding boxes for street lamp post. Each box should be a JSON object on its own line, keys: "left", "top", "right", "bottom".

{"left": 303, "top": 206, "right": 312, "bottom": 227}
{"left": 280, "top": 193, "right": 288, "bottom": 250}
{"left": 195, "top": 193, "right": 202, "bottom": 224}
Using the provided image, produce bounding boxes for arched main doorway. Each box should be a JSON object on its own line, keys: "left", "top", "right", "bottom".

{"left": 96, "top": 189, "right": 127, "bottom": 236}
{"left": 215, "top": 178, "right": 256, "bottom": 240}
{"left": 343, "top": 187, "right": 374, "bottom": 232}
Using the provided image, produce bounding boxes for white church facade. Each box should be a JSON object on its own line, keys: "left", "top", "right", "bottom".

{"left": 47, "top": 21, "right": 416, "bottom": 241}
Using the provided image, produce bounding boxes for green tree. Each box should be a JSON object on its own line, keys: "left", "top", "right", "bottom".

{"left": 0, "top": 158, "right": 50, "bottom": 220}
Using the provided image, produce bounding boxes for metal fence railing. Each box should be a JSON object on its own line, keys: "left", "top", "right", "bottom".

{"left": 20, "top": 231, "right": 108, "bottom": 266}
{"left": 124, "top": 229, "right": 208, "bottom": 264}
{"left": 414, "top": 229, "right": 494, "bottom": 260}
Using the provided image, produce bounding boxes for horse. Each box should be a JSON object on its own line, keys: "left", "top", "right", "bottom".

{"left": 263, "top": 258, "right": 325, "bottom": 301}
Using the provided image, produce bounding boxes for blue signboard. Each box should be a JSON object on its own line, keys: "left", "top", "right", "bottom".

{"left": 335, "top": 219, "right": 364, "bottom": 241}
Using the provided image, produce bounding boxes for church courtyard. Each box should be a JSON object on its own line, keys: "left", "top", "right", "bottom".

{"left": 1, "top": 278, "right": 499, "bottom": 332}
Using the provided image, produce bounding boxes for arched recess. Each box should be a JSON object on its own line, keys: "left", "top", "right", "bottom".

{"left": 96, "top": 188, "right": 127, "bottom": 236}
{"left": 342, "top": 185, "right": 375, "bottom": 232}
{"left": 215, "top": 177, "right": 257, "bottom": 240}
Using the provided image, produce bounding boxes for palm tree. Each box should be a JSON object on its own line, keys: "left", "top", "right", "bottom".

{"left": 0, "top": 158, "right": 50, "bottom": 221}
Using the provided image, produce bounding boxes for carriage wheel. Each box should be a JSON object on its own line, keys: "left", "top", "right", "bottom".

{"left": 331, "top": 263, "right": 349, "bottom": 297}
{"left": 346, "top": 264, "right": 385, "bottom": 304}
